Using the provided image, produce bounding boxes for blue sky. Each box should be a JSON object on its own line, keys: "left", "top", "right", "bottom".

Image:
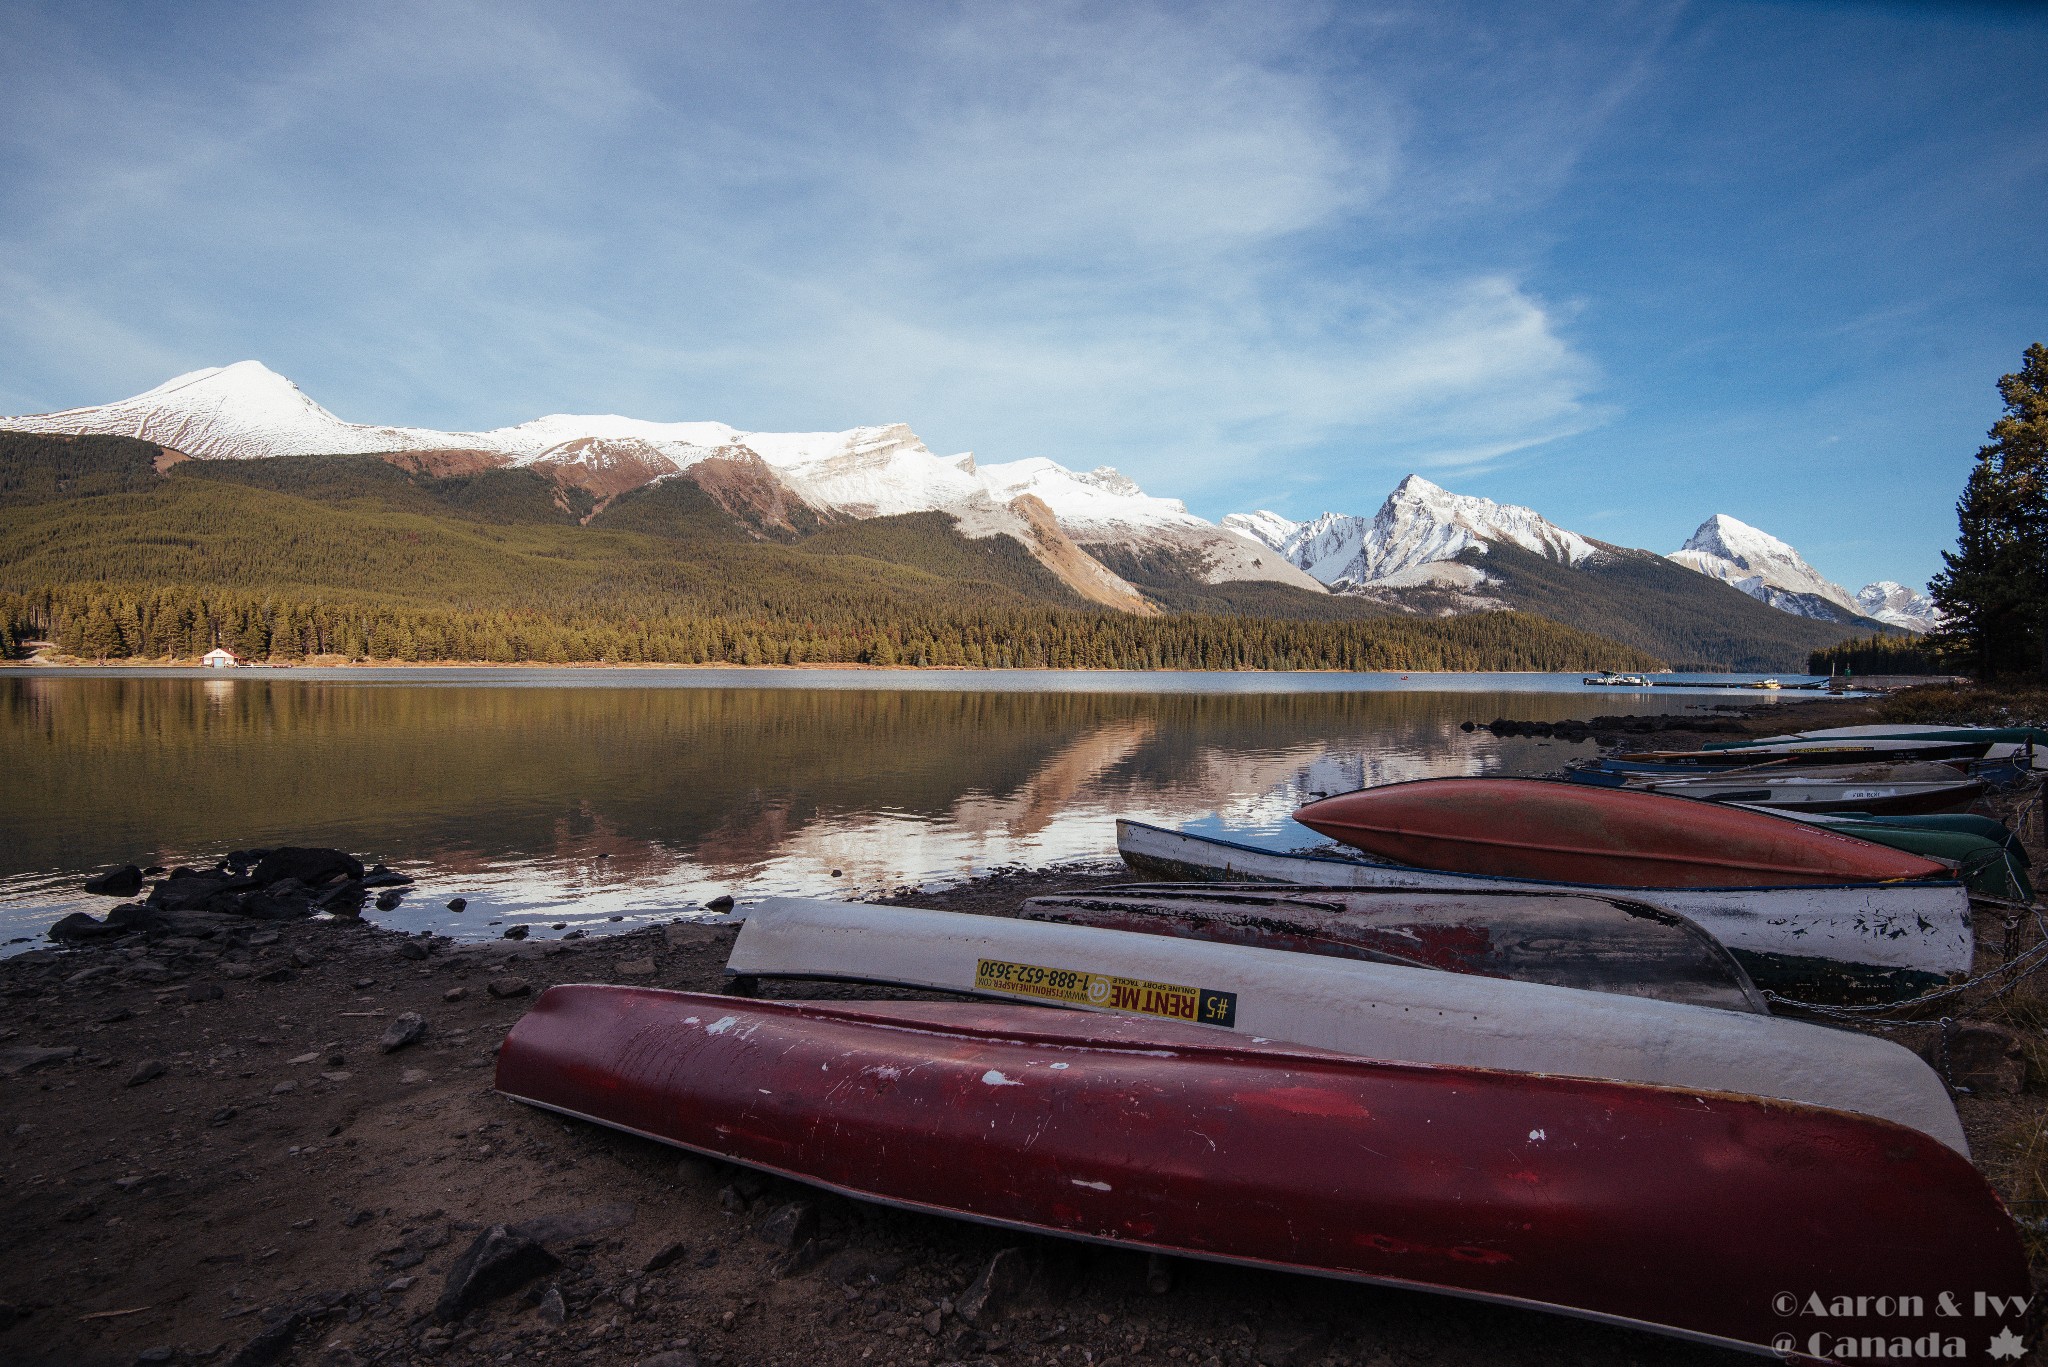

{"left": 2, "top": 1, "right": 2043, "bottom": 593}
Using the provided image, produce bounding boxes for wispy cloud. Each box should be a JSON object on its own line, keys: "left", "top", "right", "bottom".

{"left": 0, "top": 1, "right": 1646, "bottom": 511}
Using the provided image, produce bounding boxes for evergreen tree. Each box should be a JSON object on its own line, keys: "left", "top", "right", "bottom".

{"left": 1931, "top": 343, "right": 2048, "bottom": 678}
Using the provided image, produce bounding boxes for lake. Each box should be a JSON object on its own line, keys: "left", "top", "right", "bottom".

{"left": 0, "top": 667, "right": 1821, "bottom": 950}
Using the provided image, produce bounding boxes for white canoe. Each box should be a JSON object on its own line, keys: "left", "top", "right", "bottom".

{"left": 725, "top": 897, "right": 1967, "bottom": 1155}
{"left": 1115, "top": 819, "right": 1972, "bottom": 1003}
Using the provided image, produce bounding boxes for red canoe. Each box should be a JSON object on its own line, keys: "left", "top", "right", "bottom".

{"left": 1293, "top": 778, "right": 1950, "bottom": 888}
{"left": 496, "top": 985, "right": 2027, "bottom": 1359}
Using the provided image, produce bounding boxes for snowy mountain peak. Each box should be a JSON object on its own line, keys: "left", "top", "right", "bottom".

{"left": 1667, "top": 514, "right": 1865, "bottom": 622}
{"left": 1219, "top": 510, "right": 1300, "bottom": 549}
{"left": 1855, "top": 581, "right": 1942, "bottom": 633}
{"left": 1223, "top": 474, "right": 1598, "bottom": 592}
{"left": 1681, "top": 513, "right": 1799, "bottom": 567}
{"left": 975, "top": 458, "right": 1196, "bottom": 531}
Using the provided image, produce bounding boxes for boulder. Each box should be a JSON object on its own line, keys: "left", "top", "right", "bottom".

{"left": 379, "top": 1012, "right": 427, "bottom": 1053}
{"left": 84, "top": 864, "right": 144, "bottom": 897}
{"left": 1945, "top": 1021, "right": 2027, "bottom": 1095}
{"left": 47, "top": 912, "right": 123, "bottom": 943}
{"left": 434, "top": 1226, "right": 560, "bottom": 1323}
{"left": 250, "top": 848, "right": 364, "bottom": 889}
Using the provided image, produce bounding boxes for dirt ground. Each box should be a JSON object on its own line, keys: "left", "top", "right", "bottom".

{"left": 3, "top": 694, "right": 2041, "bottom": 1367}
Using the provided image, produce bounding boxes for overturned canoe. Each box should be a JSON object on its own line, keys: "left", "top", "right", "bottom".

{"left": 1292, "top": 778, "right": 1950, "bottom": 888}
{"left": 1019, "top": 883, "right": 1767, "bottom": 1012}
{"left": 497, "top": 986, "right": 2028, "bottom": 1358}
{"left": 1115, "top": 819, "right": 1972, "bottom": 1003}
{"left": 1631, "top": 762, "right": 1986, "bottom": 816}
{"left": 725, "top": 897, "right": 1963, "bottom": 1149}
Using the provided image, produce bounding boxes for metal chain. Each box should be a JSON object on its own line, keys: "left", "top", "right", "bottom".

{"left": 1767, "top": 889, "right": 2048, "bottom": 1023}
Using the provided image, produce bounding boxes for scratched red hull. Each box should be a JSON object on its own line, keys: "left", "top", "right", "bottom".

{"left": 496, "top": 985, "right": 2026, "bottom": 1360}
{"left": 1294, "top": 778, "right": 1949, "bottom": 888}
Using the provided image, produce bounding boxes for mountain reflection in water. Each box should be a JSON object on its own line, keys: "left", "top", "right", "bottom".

{"left": 0, "top": 675, "right": 1713, "bottom": 949}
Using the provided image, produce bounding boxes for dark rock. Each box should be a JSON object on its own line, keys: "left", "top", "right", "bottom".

{"left": 957, "top": 1247, "right": 1030, "bottom": 1324}
{"left": 1943, "top": 1021, "right": 2027, "bottom": 1094}
{"left": 100, "top": 1007, "right": 135, "bottom": 1024}
{"left": 344, "top": 1208, "right": 375, "bottom": 1228}
{"left": 186, "top": 982, "right": 225, "bottom": 1003}
{"left": 148, "top": 872, "right": 257, "bottom": 913}
{"left": 85, "top": 864, "right": 144, "bottom": 897}
{"left": 487, "top": 978, "right": 530, "bottom": 999}
{"left": 238, "top": 877, "right": 315, "bottom": 921}
{"left": 536, "top": 1285, "right": 566, "bottom": 1325}
{"left": 60, "top": 1197, "right": 101, "bottom": 1222}
{"left": 754, "top": 1200, "right": 817, "bottom": 1250}
{"left": 379, "top": 1012, "right": 427, "bottom": 1053}
{"left": 502, "top": 925, "right": 529, "bottom": 940}
{"left": 254, "top": 964, "right": 294, "bottom": 983}
{"left": 637, "top": 1352, "right": 698, "bottom": 1367}
{"left": 208, "top": 1106, "right": 238, "bottom": 1126}
{"left": 434, "top": 1226, "right": 560, "bottom": 1323}
{"left": 397, "top": 941, "right": 428, "bottom": 961}
{"left": 250, "top": 848, "right": 364, "bottom": 888}
{"left": 510, "top": 1202, "right": 636, "bottom": 1248}
{"left": 0, "top": 1045, "right": 79, "bottom": 1077}
{"left": 375, "top": 891, "right": 404, "bottom": 912}
{"left": 706, "top": 895, "right": 735, "bottom": 913}
{"left": 135, "top": 1346, "right": 175, "bottom": 1364}
{"left": 447, "top": 898, "right": 468, "bottom": 912}
{"left": 226, "top": 1309, "right": 304, "bottom": 1367}
{"left": 47, "top": 911, "right": 123, "bottom": 943}
{"left": 643, "top": 1240, "right": 689, "bottom": 1272}
{"left": 360, "top": 871, "right": 415, "bottom": 890}
{"left": 1460, "top": 720, "right": 1476, "bottom": 731}
{"left": 125, "top": 1059, "right": 166, "bottom": 1087}
{"left": 105, "top": 903, "right": 167, "bottom": 932}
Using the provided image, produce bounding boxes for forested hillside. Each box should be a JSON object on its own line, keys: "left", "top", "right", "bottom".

{"left": 1465, "top": 540, "right": 1870, "bottom": 671}
{"left": 0, "top": 433, "right": 1661, "bottom": 671}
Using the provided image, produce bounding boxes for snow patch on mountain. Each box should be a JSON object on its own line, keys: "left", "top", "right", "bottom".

{"left": 1855, "top": 581, "right": 1941, "bottom": 633}
{"left": 1227, "top": 475, "right": 1597, "bottom": 591}
{"left": 1667, "top": 515, "right": 1867, "bottom": 623}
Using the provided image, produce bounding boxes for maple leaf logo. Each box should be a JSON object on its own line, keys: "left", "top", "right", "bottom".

{"left": 1987, "top": 1326, "right": 2026, "bottom": 1361}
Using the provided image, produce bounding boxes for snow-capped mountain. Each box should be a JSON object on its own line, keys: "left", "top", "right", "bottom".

{"left": 0, "top": 361, "right": 1328, "bottom": 609}
{"left": 1855, "top": 581, "right": 1941, "bottom": 633}
{"left": 1224, "top": 475, "right": 1597, "bottom": 592}
{"left": 1665, "top": 515, "right": 1868, "bottom": 624}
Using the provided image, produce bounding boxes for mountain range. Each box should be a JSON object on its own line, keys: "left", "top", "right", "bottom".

{"left": 1, "top": 362, "right": 1936, "bottom": 668}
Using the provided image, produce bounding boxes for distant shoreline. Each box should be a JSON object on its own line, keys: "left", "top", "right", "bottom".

{"left": 0, "top": 657, "right": 1880, "bottom": 680}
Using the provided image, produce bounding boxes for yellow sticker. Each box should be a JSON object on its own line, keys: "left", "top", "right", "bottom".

{"left": 973, "top": 959, "right": 1238, "bottom": 1028}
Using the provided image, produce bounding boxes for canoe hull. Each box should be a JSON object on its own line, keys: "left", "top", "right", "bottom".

{"left": 725, "top": 897, "right": 1964, "bottom": 1149}
{"left": 1018, "top": 884, "right": 1768, "bottom": 1012}
{"left": 497, "top": 986, "right": 2029, "bottom": 1361}
{"left": 1115, "top": 820, "right": 1971, "bottom": 1003}
{"left": 1291, "top": 779, "right": 1951, "bottom": 888}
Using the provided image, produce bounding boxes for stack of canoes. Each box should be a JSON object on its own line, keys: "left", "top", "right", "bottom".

{"left": 492, "top": 766, "right": 2036, "bottom": 1358}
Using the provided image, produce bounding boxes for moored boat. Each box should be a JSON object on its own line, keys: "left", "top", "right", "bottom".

{"left": 496, "top": 985, "right": 2029, "bottom": 1359}
{"left": 1628, "top": 760, "right": 1987, "bottom": 815}
{"left": 1292, "top": 778, "right": 1951, "bottom": 887}
{"left": 724, "top": 897, "right": 1962, "bottom": 1146}
{"left": 1114, "top": 818, "right": 1972, "bottom": 1002}
{"left": 1017, "top": 883, "right": 1767, "bottom": 1012}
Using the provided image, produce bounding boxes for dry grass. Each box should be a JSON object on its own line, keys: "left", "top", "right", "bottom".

{"left": 1878, "top": 682, "right": 2048, "bottom": 726}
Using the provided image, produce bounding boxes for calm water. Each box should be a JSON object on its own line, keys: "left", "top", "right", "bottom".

{"left": 0, "top": 668, "right": 1828, "bottom": 951}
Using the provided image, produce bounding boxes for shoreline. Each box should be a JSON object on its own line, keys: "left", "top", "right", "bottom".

{"left": 4, "top": 693, "right": 2035, "bottom": 1367}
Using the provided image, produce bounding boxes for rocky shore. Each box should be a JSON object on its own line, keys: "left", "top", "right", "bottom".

{"left": 4, "top": 696, "right": 2043, "bottom": 1367}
